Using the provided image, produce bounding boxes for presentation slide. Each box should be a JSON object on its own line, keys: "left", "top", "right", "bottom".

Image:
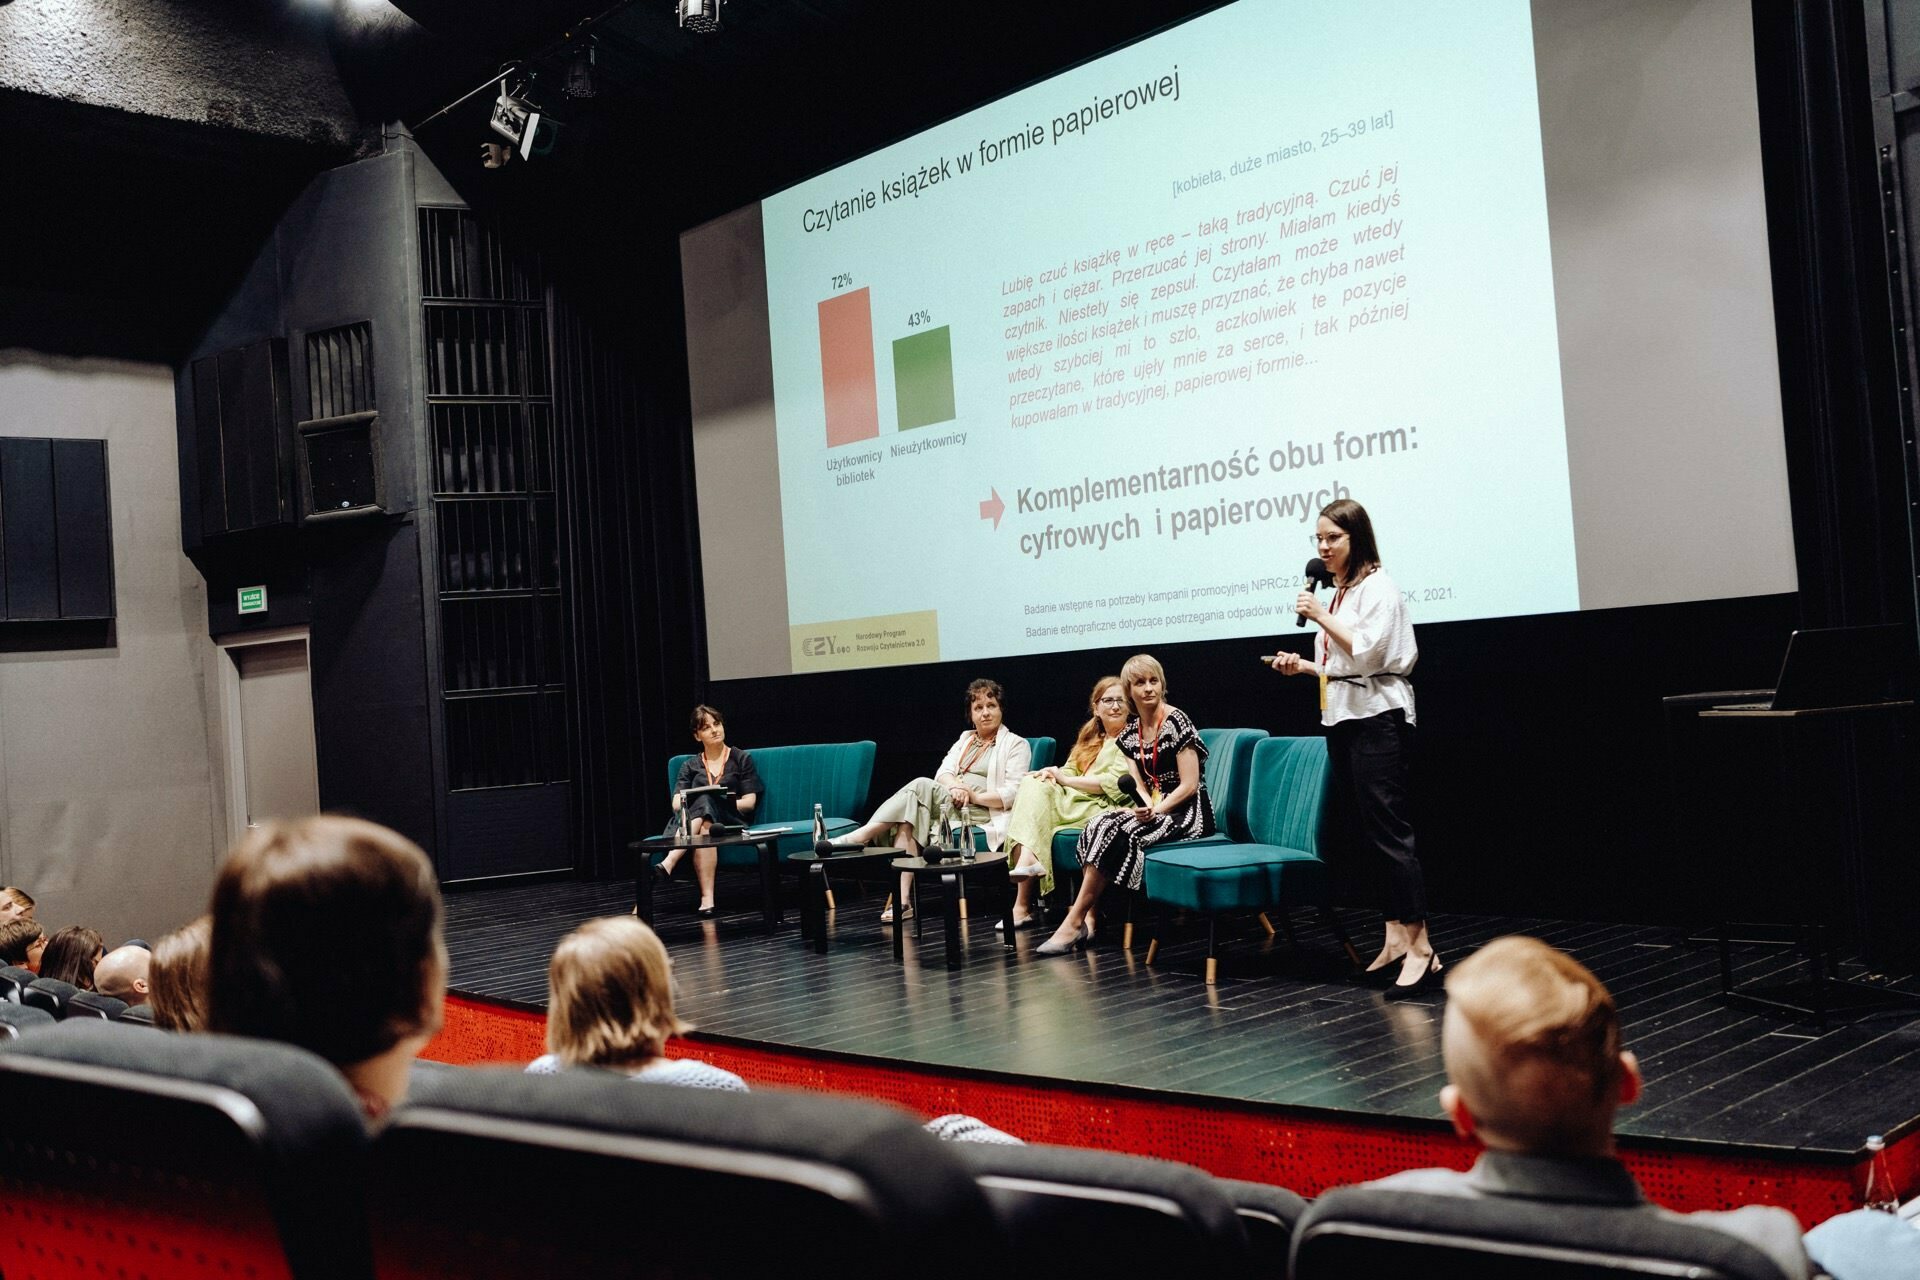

{"left": 683, "top": 0, "right": 1796, "bottom": 680}
{"left": 764, "top": 1, "right": 1565, "bottom": 672}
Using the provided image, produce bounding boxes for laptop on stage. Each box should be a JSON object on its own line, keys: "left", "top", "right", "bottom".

{"left": 1708, "top": 624, "right": 1915, "bottom": 712}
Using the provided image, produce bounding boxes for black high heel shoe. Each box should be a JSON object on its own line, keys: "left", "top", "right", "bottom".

{"left": 652, "top": 862, "right": 674, "bottom": 884}
{"left": 1358, "top": 951, "right": 1409, "bottom": 988}
{"left": 1383, "top": 954, "right": 1443, "bottom": 999}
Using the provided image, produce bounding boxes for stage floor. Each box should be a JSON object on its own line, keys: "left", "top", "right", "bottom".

{"left": 444, "top": 874, "right": 1920, "bottom": 1161}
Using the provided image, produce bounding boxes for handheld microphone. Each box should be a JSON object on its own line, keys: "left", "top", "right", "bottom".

{"left": 1117, "top": 776, "right": 1141, "bottom": 803}
{"left": 1298, "top": 557, "right": 1335, "bottom": 624}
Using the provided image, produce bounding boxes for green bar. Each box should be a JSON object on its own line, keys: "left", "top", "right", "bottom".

{"left": 892, "top": 325, "right": 956, "bottom": 431}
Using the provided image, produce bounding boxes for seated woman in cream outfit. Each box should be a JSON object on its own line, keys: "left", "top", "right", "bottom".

{"left": 830, "top": 678, "right": 1030, "bottom": 923}
{"left": 998, "top": 676, "right": 1131, "bottom": 931}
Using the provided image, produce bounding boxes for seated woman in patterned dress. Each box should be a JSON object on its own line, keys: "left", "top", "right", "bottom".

{"left": 828, "top": 678, "right": 1031, "bottom": 923}
{"left": 527, "top": 915, "right": 747, "bottom": 1091}
{"left": 998, "top": 675, "right": 1131, "bottom": 931}
{"left": 1034, "top": 654, "right": 1213, "bottom": 957}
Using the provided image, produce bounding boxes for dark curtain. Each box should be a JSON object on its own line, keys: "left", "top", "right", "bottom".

{"left": 551, "top": 280, "right": 704, "bottom": 879}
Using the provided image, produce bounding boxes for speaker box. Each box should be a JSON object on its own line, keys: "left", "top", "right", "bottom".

{"left": 296, "top": 411, "right": 386, "bottom": 522}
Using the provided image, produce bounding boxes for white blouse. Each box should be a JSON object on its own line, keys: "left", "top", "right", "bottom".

{"left": 1318, "top": 569, "right": 1418, "bottom": 727}
{"left": 933, "top": 728, "right": 1031, "bottom": 852}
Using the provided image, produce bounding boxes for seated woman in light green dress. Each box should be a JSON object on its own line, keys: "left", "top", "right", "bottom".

{"left": 1001, "top": 676, "right": 1131, "bottom": 930}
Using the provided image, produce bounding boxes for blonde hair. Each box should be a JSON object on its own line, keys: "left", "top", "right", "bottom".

{"left": 1067, "top": 677, "right": 1124, "bottom": 774}
{"left": 151, "top": 916, "right": 213, "bottom": 1032}
{"left": 1443, "top": 936, "right": 1624, "bottom": 1153}
{"left": 546, "top": 916, "right": 690, "bottom": 1069}
{"left": 1118, "top": 653, "right": 1167, "bottom": 720}
{"left": 1, "top": 886, "right": 34, "bottom": 916}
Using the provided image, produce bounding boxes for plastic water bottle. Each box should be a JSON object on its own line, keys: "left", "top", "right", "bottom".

{"left": 1863, "top": 1135, "right": 1899, "bottom": 1213}
{"left": 811, "top": 802, "right": 826, "bottom": 850}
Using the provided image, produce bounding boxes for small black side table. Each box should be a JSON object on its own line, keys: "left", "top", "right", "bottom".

{"left": 892, "top": 855, "right": 1016, "bottom": 971}
{"left": 629, "top": 830, "right": 786, "bottom": 931}
{"left": 788, "top": 846, "right": 899, "bottom": 955}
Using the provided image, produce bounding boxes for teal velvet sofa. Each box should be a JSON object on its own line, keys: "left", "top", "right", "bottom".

{"left": 658, "top": 741, "right": 875, "bottom": 867}
{"left": 1046, "top": 727, "right": 1269, "bottom": 939}
{"left": 1141, "top": 735, "right": 1359, "bottom": 983}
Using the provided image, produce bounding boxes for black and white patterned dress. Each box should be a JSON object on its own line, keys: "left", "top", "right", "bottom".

{"left": 1074, "top": 707, "right": 1214, "bottom": 890}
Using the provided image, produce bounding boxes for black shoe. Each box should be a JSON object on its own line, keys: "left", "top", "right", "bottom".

{"left": 695, "top": 905, "right": 717, "bottom": 920}
{"left": 1383, "top": 955, "right": 1443, "bottom": 999}
{"left": 653, "top": 862, "right": 673, "bottom": 884}
{"left": 1358, "top": 951, "right": 1408, "bottom": 988}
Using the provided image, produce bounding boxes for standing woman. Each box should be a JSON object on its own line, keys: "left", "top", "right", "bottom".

{"left": 1000, "top": 676, "right": 1133, "bottom": 930}
{"left": 830, "top": 679, "right": 1030, "bottom": 923}
{"left": 1269, "top": 498, "right": 1432, "bottom": 993}
{"left": 1035, "top": 654, "right": 1213, "bottom": 957}
{"left": 655, "top": 706, "right": 765, "bottom": 920}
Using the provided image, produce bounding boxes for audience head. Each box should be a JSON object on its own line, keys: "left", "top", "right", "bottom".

{"left": 1118, "top": 653, "right": 1167, "bottom": 718}
{"left": 1439, "top": 936, "right": 1639, "bottom": 1158}
{"left": 546, "top": 915, "right": 689, "bottom": 1071}
{"left": 149, "top": 915, "right": 212, "bottom": 1031}
{"left": 208, "top": 816, "right": 446, "bottom": 1115}
{"left": 1069, "top": 676, "right": 1126, "bottom": 772}
{"left": 94, "top": 944, "right": 153, "bottom": 1005}
{"left": 0, "top": 918, "right": 46, "bottom": 969}
{"left": 0, "top": 886, "right": 33, "bottom": 921}
{"left": 38, "top": 925, "right": 105, "bottom": 989}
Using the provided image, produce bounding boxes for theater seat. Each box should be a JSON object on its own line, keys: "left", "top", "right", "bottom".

{"left": 1218, "top": 1176, "right": 1310, "bottom": 1265}
{"left": 375, "top": 1067, "right": 1006, "bottom": 1280}
{"left": 22, "top": 976, "right": 77, "bottom": 1018}
{"left": 65, "top": 990, "right": 128, "bottom": 1021}
{"left": 0, "top": 1003, "right": 54, "bottom": 1038}
{"left": 0, "top": 1021, "right": 374, "bottom": 1280}
{"left": 948, "top": 1142, "right": 1255, "bottom": 1278}
{"left": 1291, "top": 1186, "right": 1798, "bottom": 1280}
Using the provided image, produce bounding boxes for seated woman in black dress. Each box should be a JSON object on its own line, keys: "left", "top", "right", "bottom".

{"left": 655, "top": 705, "right": 765, "bottom": 920}
{"left": 1035, "top": 654, "right": 1214, "bottom": 957}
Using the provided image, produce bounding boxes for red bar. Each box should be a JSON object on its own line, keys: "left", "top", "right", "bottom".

{"left": 818, "top": 287, "right": 879, "bottom": 448}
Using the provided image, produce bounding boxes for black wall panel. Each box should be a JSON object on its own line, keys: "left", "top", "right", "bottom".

{"left": 51, "top": 440, "right": 113, "bottom": 620}
{"left": 0, "top": 437, "right": 113, "bottom": 624}
{"left": 0, "top": 439, "right": 58, "bottom": 620}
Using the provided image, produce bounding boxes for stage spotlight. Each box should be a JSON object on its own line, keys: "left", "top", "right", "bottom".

{"left": 489, "top": 78, "right": 562, "bottom": 159}
{"left": 676, "top": 0, "right": 723, "bottom": 33}
{"left": 563, "top": 38, "right": 599, "bottom": 98}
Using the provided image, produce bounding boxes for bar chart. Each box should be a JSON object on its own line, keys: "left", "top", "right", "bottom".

{"left": 817, "top": 286, "right": 957, "bottom": 446}
{"left": 818, "top": 287, "right": 878, "bottom": 448}
{"left": 892, "top": 325, "right": 956, "bottom": 431}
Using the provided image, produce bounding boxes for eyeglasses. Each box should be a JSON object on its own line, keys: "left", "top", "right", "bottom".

{"left": 1312, "top": 531, "right": 1349, "bottom": 547}
{"left": 1095, "top": 696, "right": 1127, "bottom": 707}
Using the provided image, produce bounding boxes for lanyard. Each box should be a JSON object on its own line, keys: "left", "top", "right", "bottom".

{"left": 702, "top": 748, "right": 729, "bottom": 786}
{"left": 1318, "top": 581, "right": 1353, "bottom": 712}
{"left": 956, "top": 734, "right": 992, "bottom": 775}
{"left": 1136, "top": 713, "right": 1165, "bottom": 803}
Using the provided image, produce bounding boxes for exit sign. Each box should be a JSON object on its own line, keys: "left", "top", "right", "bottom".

{"left": 237, "top": 585, "right": 267, "bottom": 615}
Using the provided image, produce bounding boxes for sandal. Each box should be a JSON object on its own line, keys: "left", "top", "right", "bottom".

{"left": 879, "top": 901, "right": 916, "bottom": 924}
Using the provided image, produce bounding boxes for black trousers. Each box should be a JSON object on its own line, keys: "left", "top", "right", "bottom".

{"left": 1325, "top": 708, "right": 1424, "bottom": 924}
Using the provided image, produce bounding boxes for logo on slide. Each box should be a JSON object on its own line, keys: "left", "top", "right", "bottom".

{"left": 801, "top": 636, "right": 847, "bottom": 657}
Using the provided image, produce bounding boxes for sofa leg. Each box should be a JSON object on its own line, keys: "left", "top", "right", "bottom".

{"left": 1257, "top": 911, "right": 1276, "bottom": 937}
{"left": 1320, "top": 906, "right": 1363, "bottom": 968}
{"left": 1145, "top": 938, "right": 1159, "bottom": 964}
{"left": 825, "top": 889, "right": 837, "bottom": 910}
{"left": 1204, "top": 915, "right": 1219, "bottom": 984}
{"left": 1205, "top": 957, "right": 1219, "bottom": 984}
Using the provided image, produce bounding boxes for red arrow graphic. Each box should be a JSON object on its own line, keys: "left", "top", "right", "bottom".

{"left": 980, "top": 488, "right": 1005, "bottom": 529}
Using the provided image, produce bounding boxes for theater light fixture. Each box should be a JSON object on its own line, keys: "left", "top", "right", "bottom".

{"left": 563, "top": 37, "right": 599, "bottom": 99}
{"left": 488, "top": 78, "right": 562, "bottom": 160}
{"left": 676, "top": 0, "right": 723, "bottom": 33}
